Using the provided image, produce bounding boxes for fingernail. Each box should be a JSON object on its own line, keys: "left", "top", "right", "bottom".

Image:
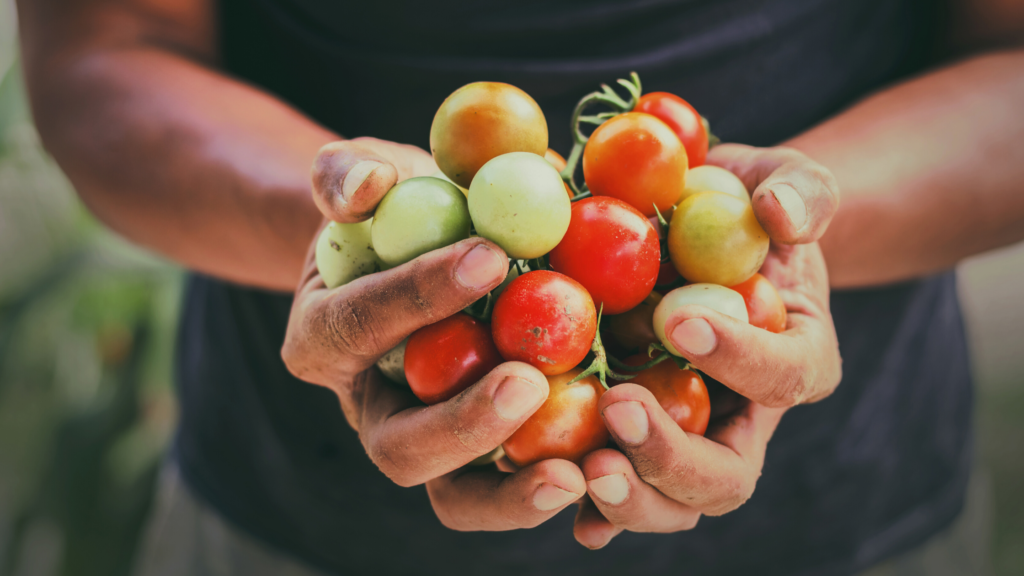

{"left": 341, "top": 161, "right": 383, "bottom": 201}
{"left": 455, "top": 244, "right": 506, "bottom": 290}
{"left": 603, "top": 401, "right": 649, "bottom": 445}
{"left": 670, "top": 318, "right": 717, "bottom": 356}
{"left": 493, "top": 376, "right": 544, "bottom": 421}
{"left": 770, "top": 183, "right": 807, "bottom": 230}
{"left": 589, "top": 474, "right": 629, "bottom": 505}
{"left": 533, "top": 483, "right": 579, "bottom": 511}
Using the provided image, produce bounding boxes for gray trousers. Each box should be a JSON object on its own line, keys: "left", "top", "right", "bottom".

{"left": 133, "top": 463, "right": 993, "bottom": 576}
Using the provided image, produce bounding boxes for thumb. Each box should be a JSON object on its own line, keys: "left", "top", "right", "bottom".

{"left": 311, "top": 140, "right": 400, "bottom": 223}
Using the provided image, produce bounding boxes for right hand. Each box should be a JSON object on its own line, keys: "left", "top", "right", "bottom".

{"left": 282, "top": 137, "right": 587, "bottom": 530}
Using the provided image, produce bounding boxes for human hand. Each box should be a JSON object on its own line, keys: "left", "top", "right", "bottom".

{"left": 573, "top": 144, "right": 843, "bottom": 548}
{"left": 282, "top": 138, "right": 587, "bottom": 531}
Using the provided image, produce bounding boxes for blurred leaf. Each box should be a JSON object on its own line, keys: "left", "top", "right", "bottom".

{"left": 0, "top": 58, "right": 26, "bottom": 144}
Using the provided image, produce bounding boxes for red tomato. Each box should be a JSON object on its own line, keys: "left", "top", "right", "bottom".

{"left": 606, "top": 291, "right": 662, "bottom": 351}
{"left": 582, "top": 112, "right": 688, "bottom": 217}
{"left": 503, "top": 368, "right": 609, "bottom": 466}
{"left": 491, "top": 271, "right": 597, "bottom": 376}
{"left": 729, "top": 273, "right": 787, "bottom": 333}
{"left": 635, "top": 92, "right": 709, "bottom": 168}
{"left": 623, "top": 354, "right": 710, "bottom": 435}
{"left": 404, "top": 313, "right": 504, "bottom": 405}
{"left": 548, "top": 197, "right": 660, "bottom": 315}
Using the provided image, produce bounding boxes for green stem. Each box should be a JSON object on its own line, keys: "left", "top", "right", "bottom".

{"left": 608, "top": 351, "right": 671, "bottom": 372}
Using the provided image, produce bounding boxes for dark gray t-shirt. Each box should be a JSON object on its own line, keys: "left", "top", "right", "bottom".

{"left": 173, "top": 1, "right": 972, "bottom": 574}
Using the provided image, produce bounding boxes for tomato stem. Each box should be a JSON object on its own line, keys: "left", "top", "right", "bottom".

{"left": 568, "top": 304, "right": 636, "bottom": 389}
{"left": 607, "top": 351, "right": 671, "bottom": 372}
{"left": 559, "top": 72, "right": 643, "bottom": 200}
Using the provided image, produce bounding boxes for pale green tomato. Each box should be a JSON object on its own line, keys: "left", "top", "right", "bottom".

{"left": 668, "top": 191, "right": 768, "bottom": 286}
{"left": 468, "top": 152, "right": 571, "bottom": 259}
{"left": 653, "top": 283, "right": 749, "bottom": 356}
{"left": 376, "top": 338, "right": 408, "bottom": 385}
{"left": 431, "top": 170, "right": 469, "bottom": 197}
{"left": 371, "top": 177, "right": 471, "bottom": 267}
{"left": 680, "top": 165, "right": 749, "bottom": 204}
{"left": 315, "top": 220, "right": 382, "bottom": 289}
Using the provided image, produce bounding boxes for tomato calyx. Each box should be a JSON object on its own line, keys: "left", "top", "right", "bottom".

{"left": 559, "top": 72, "right": 643, "bottom": 198}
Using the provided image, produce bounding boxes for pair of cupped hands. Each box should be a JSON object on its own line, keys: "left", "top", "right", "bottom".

{"left": 282, "top": 136, "right": 842, "bottom": 549}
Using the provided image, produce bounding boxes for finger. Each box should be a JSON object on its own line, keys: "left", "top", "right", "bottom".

{"left": 359, "top": 362, "right": 552, "bottom": 487}
{"left": 581, "top": 448, "right": 701, "bottom": 533}
{"left": 426, "top": 458, "right": 586, "bottom": 531}
{"left": 706, "top": 144, "right": 840, "bottom": 244}
{"left": 573, "top": 496, "right": 623, "bottom": 550}
{"left": 312, "top": 140, "right": 401, "bottom": 223}
{"left": 599, "top": 384, "right": 783, "bottom": 516}
{"left": 283, "top": 237, "right": 508, "bottom": 381}
{"left": 661, "top": 300, "right": 841, "bottom": 407}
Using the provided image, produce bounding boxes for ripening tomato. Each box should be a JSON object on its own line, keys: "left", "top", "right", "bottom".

{"left": 606, "top": 291, "right": 663, "bottom": 351}
{"left": 668, "top": 191, "right": 768, "bottom": 286}
{"left": 491, "top": 271, "right": 596, "bottom": 375}
{"left": 653, "top": 283, "right": 749, "bottom": 356}
{"left": 404, "top": 313, "right": 504, "bottom": 405}
{"left": 548, "top": 197, "right": 660, "bottom": 315}
{"left": 623, "top": 354, "right": 710, "bottom": 435}
{"left": 680, "top": 165, "right": 748, "bottom": 205}
{"left": 635, "top": 92, "right": 708, "bottom": 168}
{"left": 544, "top": 148, "right": 575, "bottom": 199}
{"left": 583, "top": 112, "right": 688, "bottom": 217}
{"left": 502, "top": 368, "right": 609, "bottom": 467}
{"left": 729, "top": 273, "right": 787, "bottom": 333}
{"left": 431, "top": 82, "right": 548, "bottom": 188}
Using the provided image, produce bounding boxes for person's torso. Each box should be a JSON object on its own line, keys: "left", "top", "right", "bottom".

{"left": 174, "top": 1, "right": 971, "bottom": 574}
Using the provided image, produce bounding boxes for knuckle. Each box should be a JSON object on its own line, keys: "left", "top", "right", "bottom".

{"left": 762, "top": 373, "right": 807, "bottom": 408}
{"left": 705, "top": 475, "right": 756, "bottom": 516}
{"left": 311, "top": 296, "right": 387, "bottom": 359}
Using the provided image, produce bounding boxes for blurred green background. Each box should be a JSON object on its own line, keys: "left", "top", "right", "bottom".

{"left": 0, "top": 2, "right": 1021, "bottom": 575}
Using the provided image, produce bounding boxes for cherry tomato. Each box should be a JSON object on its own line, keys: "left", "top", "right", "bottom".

{"left": 680, "top": 165, "right": 748, "bottom": 205}
{"left": 405, "top": 313, "right": 504, "bottom": 405}
{"left": 469, "top": 152, "right": 571, "bottom": 259}
{"left": 606, "top": 291, "right": 662, "bottom": 351}
{"left": 668, "top": 191, "right": 768, "bottom": 286}
{"left": 583, "top": 112, "right": 688, "bottom": 217}
{"left": 543, "top": 148, "right": 575, "bottom": 199}
{"left": 729, "top": 273, "right": 787, "bottom": 333}
{"left": 430, "top": 82, "right": 548, "bottom": 188}
{"left": 502, "top": 368, "right": 609, "bottom": 467}
{"left": 548, "top": 197, "right": 660, "bottom": 315}
{"left": 635, "top": 92, "right": 708, "bottom": 168}
{"left": 371, "top": 176, "right": 471, "bottom": 267}
{"left": 315, "top": 220, "right": 382, "bottom": 289}
{"left": 653, "top": 283, "right": 748, "bottom": 356}
{"left": 491, "top": 270, "right": 596, "bottom": 375}
{"left": 623, "top": 354, "right": 710, "bottom": 435}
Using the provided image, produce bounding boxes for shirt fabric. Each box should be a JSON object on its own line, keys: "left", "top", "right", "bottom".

{"left": 173, "top": 1, "right": 973, "bottom": 574}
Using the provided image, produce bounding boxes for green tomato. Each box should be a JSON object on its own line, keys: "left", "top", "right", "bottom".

{"left": 468, "top": 152, "right": 571, "bottom": 259}
{"left": 371, "top": 177, "right": 471, "bottom": 267}
{"left": 680, "top": 165, "right": 749, "bottom": 204}
{"left": 653, "top": 283, "right": 749, "bottom": 356}
{"left": 315, "top": 220, "right": 382, "bottom": 289}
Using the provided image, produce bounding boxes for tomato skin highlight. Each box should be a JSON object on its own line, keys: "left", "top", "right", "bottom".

{"left": 404, "top": 313, "right": 504, "bottom": 405}
{"left": 491, "top": 271, "right": 597, "bottom": 376}
{"left": 503, "top": 368, "right": 609, "bottom": 467}
{"left": 583, "top": 112, "right": 688, "bottom": 217}
{"left": 623, "top": 354, "right": 710, "bottom": 436}
{"left": 430, "top": 82, "right": 548, "bottom": 188}
{"left": 635, "top": 92, "right": 709, "bottom": 168}
{"left": 548, "top": 197, "right": 660, "bottom": 315}
{"left": 729, "top": 273, "right": 788, "bottom": 333}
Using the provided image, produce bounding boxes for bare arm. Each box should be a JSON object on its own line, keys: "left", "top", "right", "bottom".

{"left": 17, "top": 0, "right": 335, "bottom": 291}
{"left": 790, "top": 1, "right": 1024, "bottom": 288}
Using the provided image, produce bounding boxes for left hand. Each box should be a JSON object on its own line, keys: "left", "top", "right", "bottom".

{"left": 573, "top": 144, "right": 843, "bottom": 548}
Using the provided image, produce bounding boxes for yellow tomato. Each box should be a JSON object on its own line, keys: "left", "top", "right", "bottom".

{"left": 668, "top": 191, "right": 768, "bottom": 286}
{"left": 679, "top": 165, "right": 748, "bottom": 205}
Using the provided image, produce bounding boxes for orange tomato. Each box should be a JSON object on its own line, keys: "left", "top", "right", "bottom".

{"left": 729, "top": 273, "right": 787, "bottom": 333}
{"left": 623, "top": 354, "right": 710, "bottom": 436}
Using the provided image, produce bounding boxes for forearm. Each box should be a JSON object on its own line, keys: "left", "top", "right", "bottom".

{"left": 20, "top": 3, "right": 334, "bottom": 291}
{"left": 787, "top": 49, "right": 1024, "bottom": 288}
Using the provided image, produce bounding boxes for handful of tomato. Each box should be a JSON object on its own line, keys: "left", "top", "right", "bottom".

{"left": 315, "top": 74, "right": 789, "bottom": 468}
